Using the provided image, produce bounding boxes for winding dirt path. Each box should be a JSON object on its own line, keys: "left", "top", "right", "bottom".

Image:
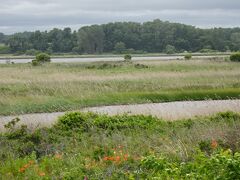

{"left": 0, "top": 100, "right": 240, "bottom": 132}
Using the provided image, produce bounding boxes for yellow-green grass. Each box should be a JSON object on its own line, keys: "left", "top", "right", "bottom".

{"left": 0, "top": 60, "right": 240, "bottom": 115}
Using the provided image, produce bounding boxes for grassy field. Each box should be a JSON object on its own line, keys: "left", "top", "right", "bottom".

{"left": 0, "top": 111, "right": 240, "bottom": 179}
{"left": 0, "top": 59, "right": 240, "bottom": 115}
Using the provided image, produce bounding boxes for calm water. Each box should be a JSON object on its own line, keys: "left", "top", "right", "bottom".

{"left": 0, "top": 55, "right": 222, "bottom": 64}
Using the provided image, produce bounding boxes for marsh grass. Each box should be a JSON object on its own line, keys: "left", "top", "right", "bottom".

{"left": 0, "top": 60, "right": 240, "bottom": 115}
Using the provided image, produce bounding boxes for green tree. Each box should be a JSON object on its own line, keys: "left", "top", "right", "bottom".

{"left": 114, "top": 42, "right": 126, "bottom": 54}
{"left": 165, "top": 45, "right": 176, "bottom": 54}
{"left": 77, "top": 25, "right": 105, "bottom": 54}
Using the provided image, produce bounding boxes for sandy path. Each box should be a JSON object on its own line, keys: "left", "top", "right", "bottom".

{"left": 0, "top": 100, "right": 240, "bottom": 132}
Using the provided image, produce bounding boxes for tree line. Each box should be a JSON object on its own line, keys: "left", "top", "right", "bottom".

{"left": 0, "top": 19, "right": 240, "bottom": 54}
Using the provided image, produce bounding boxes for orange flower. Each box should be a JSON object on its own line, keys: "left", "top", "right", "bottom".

{"left": 103, "top": 157, "right": 109, "bottom": 161}
{"left": 108, "top": 157, "right": 115, "bottom": 161}
{"left": 115, "top": 156, "right": 121, "bottom": 162}
{"left": 23, "top": 164, "right": 30, "bottom": 169}
{"left": 28, "top": 160, "right": 34, "bottom": 165}
{"left": 38, "top": 172, "right": 46, "bottom": 177}
{"left": 55, "top": 153, "right": 63, "bottom": 160}
{"left": 124, "top": 154, "right": 129, "bottom": 161}
{"left": 211, "top": 139, "right": 218, "bottom": 149}
{"left": 19, "top": 167, "right": 26, "bottom": 173}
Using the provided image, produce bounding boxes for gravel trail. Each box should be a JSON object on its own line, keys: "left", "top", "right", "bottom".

{"left": 0, "top": 100, "right": 239, "bottom": 131}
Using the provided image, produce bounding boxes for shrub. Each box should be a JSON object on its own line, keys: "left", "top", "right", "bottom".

{"left": 184, "top": 53, "right": 192, "bottom": 60}
{"left": 56, "top": 112, "right": 96, "bottom": 131}
{"left": 230, "top": 52, "right": 240, "bottom": 62}
{"left": 31, "top": 60, "right": 39, "bottom": 66}
{"left": 124, "top": 54, "right": 132, "bottom": 61}
{"left": 134, "top": 63, "right": 149, "bottom": 69}
{"left": 36, "top": 53, "right": 51, "bottom": 63}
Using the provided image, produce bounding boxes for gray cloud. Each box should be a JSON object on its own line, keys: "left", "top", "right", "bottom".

{"left": 0, "top": 0, "right": 239, "bottom": 34}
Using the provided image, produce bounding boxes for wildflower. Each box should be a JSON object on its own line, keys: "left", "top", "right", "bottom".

{"left": 28, "top": 160, "right": 34, "bottom": 165}
{"left": 19, "top": 167, "right": 26, "bottom": 173}
{"left": 211, "top": 139, "right": 218, "bottom": 149}
{"left": 115, "top": 156, "right": 121, "bottom": 162}
{"left": 84, "top": 176, "right": 88, "bottom": 180}
{"left": 38, "top": 172, "right": 46, "bottom": 177}
{"left": 103, "top": 157, "right": 109, "bottom": 161}
{"left": 124, "top": 154, "right": 129, "bottom": 161}
{"left": 55, "top": 153, "right": 63, "bottom": 160}
{"left": 108, "top": 157, "right": 115, "bottom": 161}
{"left": 23, "top": 164, "right": 30, "bottom": 169}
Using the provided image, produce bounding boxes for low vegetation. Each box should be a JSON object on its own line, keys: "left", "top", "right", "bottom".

{"left": 32, "top": 53, "right": 51, "bottom": 66}
{"left": 124, "top": 54, "right": 132, "bottom": 61}
{"left": 0, "top": 111, "right": 240, "bottom": 179}
{"left": 184, "top": 53, "right": 192, "bottom": 60}
{"left": 0, "top": 59, "right": 240, "bottom": 115}
{"left": 230, "top": 52, "right": 240, "bottom": 62}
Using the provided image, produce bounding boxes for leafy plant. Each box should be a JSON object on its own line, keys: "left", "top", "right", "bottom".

{"left": 124, "top": 54, "right": 132, "bottom": 61}
{"left": 184, "top": 53, "right": 192, "bottom": 60}
{"left": 230, "top": 52, "right": 240, "bottom": 62}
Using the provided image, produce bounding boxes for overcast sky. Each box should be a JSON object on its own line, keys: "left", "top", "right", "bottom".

{"left": 0, "top": 0, "right": 240, "bottom": 34}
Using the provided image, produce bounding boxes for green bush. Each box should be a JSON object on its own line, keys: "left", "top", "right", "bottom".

{"left": 134, "top": 63, "right": 149, "bottom": 69}
{"left": 31, "top": 53, "right": 51, "bottom": 66}
{"left": 31, "top": 60, "right": 39, "bottom": 66}
{"left": 124, "top": 54, "right": 132, "bottom": 61}
{"left": 56, "top": 112, "right": 96, "bottom": 131}
{"left": 184, "top": 53, "right": 192, "bottom": 60}
{"left": 230, "top": 52, "right": 240, "bottom": 62}
{"left": 36, "top": 53, "right": 51, "bottom": 63}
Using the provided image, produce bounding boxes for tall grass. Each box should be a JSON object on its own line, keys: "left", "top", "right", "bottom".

{"left": 0, "top": 60, "right": 240, "bottom": 115}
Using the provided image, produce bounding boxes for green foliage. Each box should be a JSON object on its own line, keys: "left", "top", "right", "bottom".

{"left": 56, "top": 112, "right": 162, "bottom": 132}
{"left": 4, "top": 19, "right": 240, "bottom": 54}
{"left": 31, "top": 60, "right": 39, "bottom": 66}
{"left": 199, "top": 48, "right": 217, "bottom": 53}
{"left": 25, "top": 49, "right": 41, "bottom": 56}
{"left": 0, "top": 44, "right": 10, "bottom": 54}
{"left": 35, "top": 53, "right": 51, "bottom": 63}
{"left": 0, "top": 112, "right": 240, "bottom": 178}
{"left": 184, "top": 53, "right": 192, "bottom": 60}
{"left": 31, "top": 53, "right": 51, "bottom": 66}
{"left": 141, "top": 150, "right": 240, "bottom": 179}
{"left": 134, "top": 63, "right": 149, "bottom": 69}
{"left": 124, "top": 54, "right": 132, "bottom": 61}
{"left": 56, "top": 112, "right": 96, "bottom": 131}
{"left": 114, "top": 42, "right": 126, "bottom": 54}
{"left": 165, "top": 45, "right": 176, "bottom": 54}
{"left": 230, "top": 52, "right": 240, "bottom": 62}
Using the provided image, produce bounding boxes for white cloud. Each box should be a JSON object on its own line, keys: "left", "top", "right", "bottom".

{"left": 0, "top": 0, "right": 239, "bottom": 34}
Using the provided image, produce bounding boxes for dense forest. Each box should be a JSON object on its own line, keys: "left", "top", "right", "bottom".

{"left": 0, "top": 19, "right": 240, "bottom": 54}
